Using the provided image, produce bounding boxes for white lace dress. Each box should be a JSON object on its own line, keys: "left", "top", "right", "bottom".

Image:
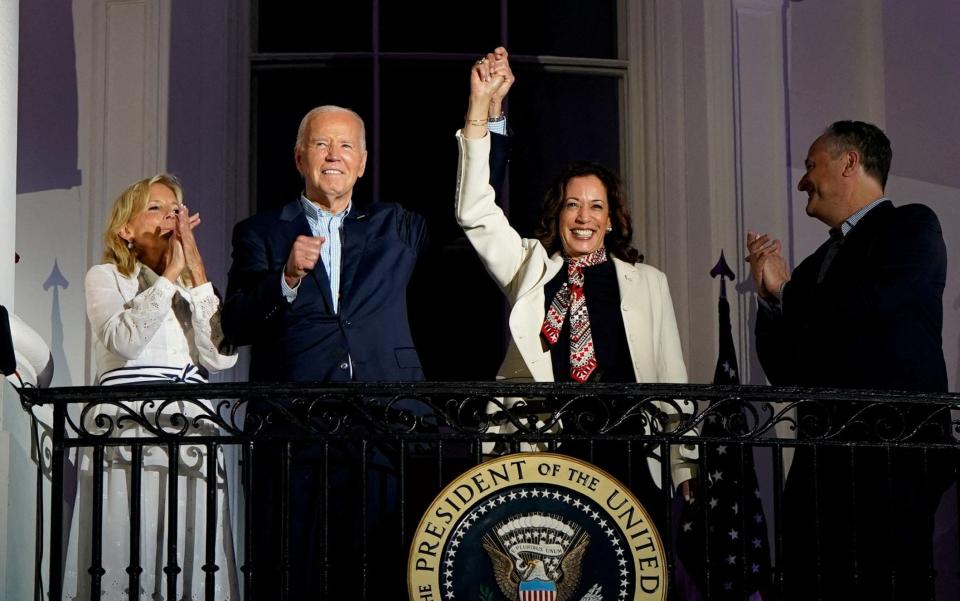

{"left": 62, "top": 263, "right": 239, "bottom": 601}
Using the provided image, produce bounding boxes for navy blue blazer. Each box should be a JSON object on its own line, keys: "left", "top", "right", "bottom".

{"left": 224, "top": 132, "right": 511, "bottom": 383}
{"left": 223, "top": 199, "right": 427, "bottom": 382}
{"left": 756, "top": 200, "right": 947, "bottom": 392}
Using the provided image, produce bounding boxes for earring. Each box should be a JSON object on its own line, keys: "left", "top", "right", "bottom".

{"left": 126, "top": 240, "right": 133, "bottom": 250}
{"left": 606, "top": 227, "right": 612, "bottom": 233}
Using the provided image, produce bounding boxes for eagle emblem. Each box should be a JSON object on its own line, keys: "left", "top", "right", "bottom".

{"left": 482, "top": 513, "right": 590, "bottom": 601}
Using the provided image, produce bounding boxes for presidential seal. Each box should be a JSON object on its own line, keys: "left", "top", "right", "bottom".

{"left": 408, "top": 453, "right": 667, "bottom": 601}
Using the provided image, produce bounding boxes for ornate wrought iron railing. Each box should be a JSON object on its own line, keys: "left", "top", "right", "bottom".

{"left": 18, "top": 383, "right": 960, "bottom": 601}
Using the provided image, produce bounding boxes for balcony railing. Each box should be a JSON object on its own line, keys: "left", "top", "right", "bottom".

{"left": 18, "top": 382, "right": 960, "bottom": 600}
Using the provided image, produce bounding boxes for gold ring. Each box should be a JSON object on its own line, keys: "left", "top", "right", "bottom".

{"left": 476, "top": 58, "right": 486, "bottom": 64}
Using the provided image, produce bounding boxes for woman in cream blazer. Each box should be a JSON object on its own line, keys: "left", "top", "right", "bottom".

{"left": 456, "top": 51, "right": 696, "bottom": 493}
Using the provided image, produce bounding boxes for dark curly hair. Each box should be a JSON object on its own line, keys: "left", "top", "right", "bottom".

{"left": 535, "top": 161, "right": 642, "bottom": 264}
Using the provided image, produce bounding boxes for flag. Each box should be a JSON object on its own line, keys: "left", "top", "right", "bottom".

{"left": 675, "top": 252, "right": 772, "bottom": 600}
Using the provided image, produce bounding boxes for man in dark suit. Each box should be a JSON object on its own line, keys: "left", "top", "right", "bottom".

{"left": 223, "top": 104, "right": 427, "bottom": 382}
{"left": 225, "top": 104, "right": 407, "bottom": 598}
{"left": 223, "top": 51, "right": 515, "bottom": 597}
{"left": 747, "top": 121, "right": 950, "bottom": 600}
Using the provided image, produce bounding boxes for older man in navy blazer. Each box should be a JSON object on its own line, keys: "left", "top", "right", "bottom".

{"left": 747, "top": 121, "right": 950, "bottom": 600}
{"left": 224, "top": 50, "right": 514, "bottom": 598}
{"left": 224, "top": 105, "right": 426, "bottom": 382}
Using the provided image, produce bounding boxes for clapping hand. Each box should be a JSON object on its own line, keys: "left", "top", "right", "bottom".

{"left": 170, "top": 205, "right": 208, "bottom": 285}
{"left": 162, "top": 230, "right": 186, "bottom": 283}
{"left": 746, "top": 231, "right": 789, "bottom": 300}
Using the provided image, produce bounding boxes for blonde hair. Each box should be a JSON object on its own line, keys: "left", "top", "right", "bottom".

{"left": 102, "top": 174, "right": 184, "bottom": 277}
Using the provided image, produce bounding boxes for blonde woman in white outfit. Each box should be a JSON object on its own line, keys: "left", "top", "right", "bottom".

{"left": 455, "top": 49, "right": 697, "bottom": 507}
{"left": 72, "top": 174, "right": 239, "bottom": 600}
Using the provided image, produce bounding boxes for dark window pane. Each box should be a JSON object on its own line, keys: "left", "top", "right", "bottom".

{"left": 251, "top": 61, "right": 374, "bottom": 212}
{"left": 380, "top": 1, "right": 501, "bottom": 53}
{"left": 408, "top": 242, "right": 509, "bottom": 380}
{"left": 378, "top": 60, "right": 469, "bottom": 239}
{"left": 508, "top": 0, "right": 619, "bottom": 59}
{"left": 255, "top": 2, "right": 372, "bottom": 53}
{"left": 505, "top": 67, "right": 622, "bottom": 238}
{"left": 380, "top": 59, "right": 507, "bottom": 380}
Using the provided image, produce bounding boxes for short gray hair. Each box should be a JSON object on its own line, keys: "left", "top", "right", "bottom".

{"left": 295, "top": 105, "right": 367, "bottom": 151}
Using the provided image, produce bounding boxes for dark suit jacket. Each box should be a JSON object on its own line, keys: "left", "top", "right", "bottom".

{"left": 756, "top": 200, "right": 947, "bottom": 392}
{"left": 223, "top": 200, "right": 427, "bottom": 381}
{"left": 223, "top": 132, "right": 511, "bottom": 383}
{"left": 223, "top": 133, "right": 511, "bottom": 597}
{"left": 758, "top": 201, "right": 949, "bottom": 600}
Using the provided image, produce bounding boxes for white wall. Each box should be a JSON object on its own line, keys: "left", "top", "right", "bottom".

{"left": 786, "top": 0, "right": 960, "bottom": 391}
{"left": 5, "top": 1, "right": 245, "bottom": 597}
{"left": 645, "top": 0, "right": 793, "bottom": 384}
{"left": 649, "top": 0, "right": 960, "bottom": 391}
{"left": 0, "top": 0, "right": 21, "bottom": 596}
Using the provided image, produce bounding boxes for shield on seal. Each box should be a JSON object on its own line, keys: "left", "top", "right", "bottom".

{"left": 519, "top": 578, "right": 557, "bottom": 601}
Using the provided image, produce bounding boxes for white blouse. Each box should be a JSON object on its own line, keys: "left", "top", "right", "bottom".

{"left": 76, "top": 262, "right": 240, "bottom": 600}
{"left": 85, "top": 262, "right": 237, "bottom": 381}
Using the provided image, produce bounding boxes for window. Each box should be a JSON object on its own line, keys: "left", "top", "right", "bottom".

{"left": 251, "top": 0, "right": 627, "bottom": 379}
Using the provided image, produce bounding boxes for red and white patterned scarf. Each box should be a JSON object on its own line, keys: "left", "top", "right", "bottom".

{"left": 541, "top": 246, "right": 609, "bottom": 382}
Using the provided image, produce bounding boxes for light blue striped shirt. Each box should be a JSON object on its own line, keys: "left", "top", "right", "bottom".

{"left": 840, "top": 196, "right": 887, "bottom": 235}
{"left": 488, "top": 116, "right": 507, "bottom": 136}
{"left": 281, "top": 196, "right": 351, "bottom": 313}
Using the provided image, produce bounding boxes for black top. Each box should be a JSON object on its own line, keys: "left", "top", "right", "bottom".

{"left": 542, "top": 260, "right": 633, "bottom": 383}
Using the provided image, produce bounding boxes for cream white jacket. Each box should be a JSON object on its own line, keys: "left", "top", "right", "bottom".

{"left": 455, "top": 130, "right": 697, "bottom": 488}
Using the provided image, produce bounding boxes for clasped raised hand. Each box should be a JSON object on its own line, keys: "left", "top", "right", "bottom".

{"left": 470, "top": 47, "right": 511, "bottom": 105}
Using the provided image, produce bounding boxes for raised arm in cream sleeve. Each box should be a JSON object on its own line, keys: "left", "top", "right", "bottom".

{"left": 455, "top": 130, "right": 543, "bottom": 294}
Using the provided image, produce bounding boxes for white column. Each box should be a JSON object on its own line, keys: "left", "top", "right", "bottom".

{"left": 635, "top": 0, "right": 790, "bottom": 383}
{"left": 0, "top": 2, "right": 20, "bottom": 596}
{"left": 74, "top": 0, "right": 170, "bottom": 381}
{"left": 0, "top": 0, "right": 17, "bottom": 310}
{"left": 728, "top": 0, "right": 791, "bottom": 384}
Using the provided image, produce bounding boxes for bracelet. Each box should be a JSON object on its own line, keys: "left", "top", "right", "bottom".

{"left": 488, "top": 113, "right": 506, "bottom": 123}
{"left": 466, "top": 118, "right": 487, "bottom": 127}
